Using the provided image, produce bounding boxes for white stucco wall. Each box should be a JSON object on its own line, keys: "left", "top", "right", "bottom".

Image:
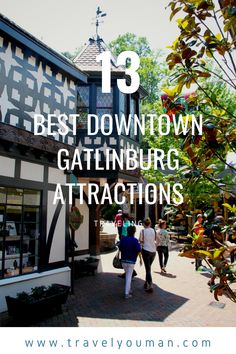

{"left": 0, "top": 156, "right": 15, "bottom": 177}
{"left": 20, "top": 161, "right": 44, "bottom": 182}
{"left": 48, "top": 167, "right": 67, "bottom": 184}
{"left": 74, "top": 199, "right": 89, "bottom": 251}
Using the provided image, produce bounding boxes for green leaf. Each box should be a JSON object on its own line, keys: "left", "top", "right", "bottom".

{"left": 195, "top": 250, "right": 213, "bottom": 259}
{"left": 197, "top": 71, "right": 211, "bottom": 78}
{"left": 213, "top": 248, "right": 225, "bottom": 260}
{"left": 182, "top": 48, "right": 197, "bottom": 59}
{"left": 170, "top": 7, "right": 182, "bottom": 21}
{"left": 178, "top": 250, "right": 196, "bottom": 258}
{"left": 211, "top": 93, "right": 217, "bottom": 104}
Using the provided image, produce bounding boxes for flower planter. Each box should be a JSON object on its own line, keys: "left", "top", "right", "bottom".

{"left": 5, "top": 283, "right": 70, "bottom": 320}
{"left": 73, "top": 257, "right": 99, "bottom": 277}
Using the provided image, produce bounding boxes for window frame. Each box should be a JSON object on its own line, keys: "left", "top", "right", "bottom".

{"left": 77, "top": 85, "right": 90, "bottom": 129}
{"left": 0, "top": 187, "right": 41, "bottom": 279}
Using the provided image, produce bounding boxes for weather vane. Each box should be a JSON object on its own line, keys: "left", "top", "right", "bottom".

{"left": 92, "top": 6, "right": 107, "bottom": 39}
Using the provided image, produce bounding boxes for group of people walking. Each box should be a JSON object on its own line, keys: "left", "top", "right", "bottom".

{"left": 114, "top": 210, "right": 236, "bottom": 298}
{"left": 115, "top": 211, "right": 170, "bottom": 299}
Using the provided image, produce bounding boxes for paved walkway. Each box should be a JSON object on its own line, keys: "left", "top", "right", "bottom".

{"left": 1, "top": 237, "right": 235, "bottom": 327}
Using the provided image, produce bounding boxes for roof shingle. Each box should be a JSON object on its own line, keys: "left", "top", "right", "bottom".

{"left": 73, "top": 37, "right": 125, "bottom": 74}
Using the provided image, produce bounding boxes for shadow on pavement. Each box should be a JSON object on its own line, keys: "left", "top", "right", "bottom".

{"left": 71, "top": 272, "right": 188, "bottom": 326}
{"left": 199, "top": 272, "right": 212, "bottom": 279}
{"left": 1, "top": 272, "right": 188, "bottom": 327}
{"left": 154, "top": 271, "right": 177, "bottom": 278}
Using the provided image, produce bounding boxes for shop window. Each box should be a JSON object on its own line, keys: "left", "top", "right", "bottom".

{"left": 0, "top": 188, "right": 41, "bottom": 279}
{"left": 0, "top": 188, "right": 6, "bottom": 204}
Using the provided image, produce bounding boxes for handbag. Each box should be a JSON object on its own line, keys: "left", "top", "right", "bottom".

{"left": 113, "top": 250, "right": 123, "bottom": 269}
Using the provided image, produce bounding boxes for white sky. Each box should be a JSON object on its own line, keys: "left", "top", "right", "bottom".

{"left": 0, "top": 0, "right": 179, "bottom": 53}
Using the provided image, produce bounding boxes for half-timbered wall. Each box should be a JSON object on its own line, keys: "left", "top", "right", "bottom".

{"left": 0, "top": 155, "right": 70, "bottom": 312}
{"left": 0, "top": 30, "right": 77, "bottom": 145}
{"left": 0, "top": 14, "right": 91, "bottom": 313}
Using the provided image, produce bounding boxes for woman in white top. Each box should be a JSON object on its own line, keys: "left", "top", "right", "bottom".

{"left": 139, "top": 217, "right": 157, "bottom": 292}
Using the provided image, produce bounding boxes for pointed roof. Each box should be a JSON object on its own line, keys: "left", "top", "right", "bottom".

{"left": 73, "top": 37, "right": 125, "bottom": 74}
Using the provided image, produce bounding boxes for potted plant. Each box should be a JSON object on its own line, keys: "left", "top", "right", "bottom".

{"left": 74, "top": 257, "right": 99, "bottom": 277}
{"left": 5, "top": 283, "right": 70, "bottom": 320}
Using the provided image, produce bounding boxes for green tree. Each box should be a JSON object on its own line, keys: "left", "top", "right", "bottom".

{"left": 163, "top": 0, "right": 236, "bottom": 302}
{"left": 109, "top": 32, "right": 225, "bottom": 208}
{"left": 61, "top": 51, "right": 74, "bottom": 60}
{"left": 61, "top": 47, "right": 82, "bottom": 60}
{"left": 160, "top": 0, "right": 236, "bottom": 198}
{"left": 101, "top": 203, "right": 119, "bottom": 221}
{"left": 109, "top": 33, "right": 153, "bottom": 57}
{"left": 109, "top": 33, "right": 169, "bottom": 104}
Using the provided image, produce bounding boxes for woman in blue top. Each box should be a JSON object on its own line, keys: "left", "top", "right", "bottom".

{"left": 119, "top": 225, "right": 141, "bottom": 299}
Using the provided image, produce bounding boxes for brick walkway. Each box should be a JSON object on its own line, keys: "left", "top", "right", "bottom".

{"left": 1, "top": 240, "right": 235, "bottom": 327}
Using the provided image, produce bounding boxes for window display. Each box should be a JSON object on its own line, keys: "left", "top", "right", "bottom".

{"left": 0, "top": 188, "right": 41, "bottom": 278}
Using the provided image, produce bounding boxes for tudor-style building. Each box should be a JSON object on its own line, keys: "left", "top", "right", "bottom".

{"left": 72, "top": 37, "right": 147, "bottom": 255}
{"left": 0, "top": 13, "right": 147, "bottom": 312}
{"left": 0, "top": 13, "right": 87, "bottom": 312}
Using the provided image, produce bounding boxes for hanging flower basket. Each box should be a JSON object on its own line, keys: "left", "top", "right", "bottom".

{"left": 69, "top": 207, "right": 83, "bottom": 231}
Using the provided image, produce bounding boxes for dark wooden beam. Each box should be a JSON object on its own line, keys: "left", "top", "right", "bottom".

{"left": 0, "top": 122, "right": 75, "bottom": 157}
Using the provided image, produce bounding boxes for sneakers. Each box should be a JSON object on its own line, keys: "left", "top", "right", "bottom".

{"left": 124, "top": 294, "right": 132, "bottom": 299}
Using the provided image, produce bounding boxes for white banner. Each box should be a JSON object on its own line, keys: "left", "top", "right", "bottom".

{"left": 0, "top": 327, "right": 233, "bottom": 354}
